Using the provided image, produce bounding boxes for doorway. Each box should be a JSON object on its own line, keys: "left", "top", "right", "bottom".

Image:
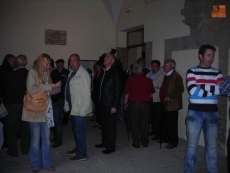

{"left": 126, "top": 28, "right": 145, "bottom": 70}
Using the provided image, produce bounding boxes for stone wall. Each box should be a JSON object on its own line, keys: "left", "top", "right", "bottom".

{"left": 165, "top": 0, "right": 230, "bottom": 153}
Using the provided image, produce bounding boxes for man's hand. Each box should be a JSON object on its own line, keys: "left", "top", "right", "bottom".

{"left": 111, "top": 107, "right": 117, "bottom": 113}
{"left": 164, "top": 96, "right": 171, "bottom": 103}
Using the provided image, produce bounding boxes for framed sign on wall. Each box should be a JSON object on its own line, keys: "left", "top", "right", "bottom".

{"left": 45, "top": 29, "right": 67, "bottom": 45}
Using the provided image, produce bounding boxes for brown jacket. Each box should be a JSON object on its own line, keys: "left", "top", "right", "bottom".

{"left": 164, "top": 70, "right": 184, "bottom": 111}
{"left": 22, "top": 68, "right": 57, "bottom": 122}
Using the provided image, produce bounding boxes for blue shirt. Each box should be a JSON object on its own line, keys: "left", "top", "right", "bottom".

{"left": 66, "top": 71, "right": 76, "bottom": 109}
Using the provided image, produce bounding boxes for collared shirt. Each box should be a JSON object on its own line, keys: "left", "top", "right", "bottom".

{"left": 165, "top": 69, "right": 174, "bottom": 76}
{"left": 124, "top": 74, "right": 155, "bottom": 102}
{"left": 147, "top": 70, "right": 155, "bottom": 80}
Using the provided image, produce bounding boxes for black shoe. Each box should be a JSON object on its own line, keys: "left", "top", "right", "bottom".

{"left": 102, "top": 149, "right": 115, "bottom": 154}
{"left": 132, "top": 144, "right": 140, "bottom": 148}
{"left": 156, "top": 139, "right": 167, "bottom": 143}
{"left": 95, "top": 143, "right": 105, "bottom": 148}
{"left": 148, "top": 131, "right": 155, "bottom": 136}
{"left": 166, "top": 144, "right": 177, "bottom": 149}
{"left": 22, "top": 151, "right": 28, "bottom": 155}
{"left": 7, "top": 150, "right": 18, "bottom": 157}
{"left": 52, "top": 142, "right": 61, "bottom": 148}
{"left": 70, "top": 155, "right": 87, "bottom": 161}
{"left": 142, "top": 142, "right": 149, "bottom": 148}
{"left": 151, "top": 136, "right": 159, "bottom": 140}
{"left": 67, "top": 149, "right": 76, "bottom": 155}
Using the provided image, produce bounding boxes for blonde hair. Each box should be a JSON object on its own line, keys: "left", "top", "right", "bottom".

{"left": 33, "top": 53, "right": 52, "bottom": 84}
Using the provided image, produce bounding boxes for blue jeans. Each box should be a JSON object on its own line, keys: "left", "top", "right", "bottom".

{"left": 184, "top": 110, "right": 219, "bottom": 173}
{"left": 70, "top": 115, "right": 87, "bottom": 158}
{"left": 29, "top": 122, "right": 53, "bottom": 170}
{"left": 52, "top": 100, "right": 64, "bottom": 144}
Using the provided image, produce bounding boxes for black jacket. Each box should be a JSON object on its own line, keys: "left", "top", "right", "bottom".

{"left": 50, "top": 67, "right": 69, "bottom": 102}
{"left": 98, "top": 67, "right": 122, "bottom": 109}
{"left": 1, "top": 67, "right": 28, "bottom": 104}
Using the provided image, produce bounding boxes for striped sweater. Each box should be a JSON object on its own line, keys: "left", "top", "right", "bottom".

{"left": 186, "top": 66, "right": 223, "bottom": 112}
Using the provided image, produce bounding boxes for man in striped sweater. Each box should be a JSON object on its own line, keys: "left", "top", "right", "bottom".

{"left": 184, "top": 45, "right": 224, "bottom": 173}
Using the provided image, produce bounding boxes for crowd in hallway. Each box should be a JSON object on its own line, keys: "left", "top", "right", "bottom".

{"left": 0, "top": 44, "right": 229, "bottom": 173}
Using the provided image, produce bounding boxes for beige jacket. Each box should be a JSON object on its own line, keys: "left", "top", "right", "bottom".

{"left": 64, "top": 65, "right": 92, "bottom": 116}
{"left": 22, "top": 68, "right": 57, "bottom": 122}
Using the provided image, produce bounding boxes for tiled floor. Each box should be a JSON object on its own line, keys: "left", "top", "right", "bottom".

{"left": 0, "top": 117, "right": 227, "bottom": 173}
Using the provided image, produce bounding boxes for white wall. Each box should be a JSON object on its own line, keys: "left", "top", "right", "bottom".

{"left": 116, "top": 0, "right": 190, "bottom": 62}
{"left": 0, "top": 0, "right": 115, "bottom": 69}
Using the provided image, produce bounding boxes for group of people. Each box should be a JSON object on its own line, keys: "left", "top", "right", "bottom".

{"left": 0, "top": 44, "right": 229, "bottom": 173}
{"left": 123, "top": 44, "right": 227, "bottom": 173}
{"left": 125, "top": 57, "right": 184, "bottom": 149}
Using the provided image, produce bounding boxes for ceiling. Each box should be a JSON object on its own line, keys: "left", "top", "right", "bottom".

{"left": 102, "top": 0, "right": 124, "bottom": 25}
{"left": 102, "top": 0, "right": 157, "bottom": 25}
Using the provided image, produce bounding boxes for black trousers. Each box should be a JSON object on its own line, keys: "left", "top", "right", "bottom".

{"left": 163, "top": 110, "right": 178, "bottom": 146}
{"left": 150, "top": 102, "right": 163, "bottom": 138}
{"left": 4, "top": 103, "right": 30, "bottom": 154}
{"left": 99, "top": 105, "right": 117, "bottom": 151}
{"left": 130, "top": 102, "right": 151, "bottom": 147}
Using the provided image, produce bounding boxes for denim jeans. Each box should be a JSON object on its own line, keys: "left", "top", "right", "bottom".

{"left": 52, "top": 99, "right": 64, "bottom": 144}
{"left": 184, "top": 110, "right": 219, "bottom": 173}
{"left": 29, "top": 122, "right": 53, "bottom": 170}
{"left": 70, "top": 115, "right": 87, "bottom": 158}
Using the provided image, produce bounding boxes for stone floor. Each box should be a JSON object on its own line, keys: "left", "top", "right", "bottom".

{"left": 0, "top": 117, "right": 227, "bottom": 173}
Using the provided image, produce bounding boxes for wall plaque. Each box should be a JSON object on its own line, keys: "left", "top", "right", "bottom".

{"left": 45, "top": 29, "right": 67, "bottom": 45}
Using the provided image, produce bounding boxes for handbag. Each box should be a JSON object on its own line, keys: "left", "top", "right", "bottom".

{"left": 0, "top": 99, "right": 8, "bottom": 118}
{"left": 23, "top": 91, "right": 49, "bottom": 112}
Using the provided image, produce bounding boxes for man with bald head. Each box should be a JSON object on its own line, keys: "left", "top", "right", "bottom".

{"left": 2, "top": 54, "right": 30, "bottom": 157}
{"left": 64, "top": 54, "right": 92, "bottom": 161}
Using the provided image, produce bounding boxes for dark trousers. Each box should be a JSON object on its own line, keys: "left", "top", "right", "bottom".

{"left": 93, "top": 98, "right": 101, "bottom": 125}
{"left": 227, "top": 128, "right": 230, "bottom": 173}
{"left": 163, "top": 110, "right": 178, "bottom": 146}
{"left": 52, "top": 99, "right": 64, "bottom": 144}
{"left": 150, "top": 102, "right": 163, "bottom": 138}
{"left": 99, "top": 105, "right": 117, "bottom": 151}
{"left": 4, "top": 103, "right": 30, "bottom": 154}
{"left": 130, "top": 102, "right": 150, "bottom": 147}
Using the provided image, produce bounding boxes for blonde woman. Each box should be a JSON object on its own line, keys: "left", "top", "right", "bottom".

{"left": 22, "top": 53, "right": 61, "bottom": 173}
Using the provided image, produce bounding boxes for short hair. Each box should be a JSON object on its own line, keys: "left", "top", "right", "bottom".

{"left": 2, "top": 54, "right": 16, "bottom": 65}
{"left": 69, "top": 54, "right": 80, "bottom": 61}
{"left": 133, "top": 64, "right": 142, "bottom": 74}
{"left": 198, "top": 45, "right": 216, "bottom": 56}
{"left": 164, "top": 59, "right": 176, "bottom": 69}
{"left": 136, "top": 57, "right": 146, "bottom": 64}
{"left": 16, "top": 54, "right": 27, "bottom": 66}
{"left": 151, "top": 60, "right": 161, "bottom": 67}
